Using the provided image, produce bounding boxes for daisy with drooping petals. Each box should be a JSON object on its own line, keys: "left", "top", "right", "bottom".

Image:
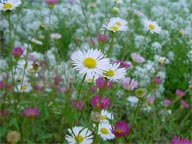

{"left": 98, "top": 122, "right": 115, "bottom": 141}
{"left": 71, "top": 49, "right": 110, "bottom": 78}
{"left": 0, "top": 0, "right": 21, "bottom": 11}
{"left": 103, "top": 63, "right": 126, "bottom": 81}
{"left": 143, "top": 19, "right": 161, "bottom": 34}
{"left": 103, "top": 17, "right": 128, "bottom": 33}
{"left": 65, "top": 126, "right": 93, "bottom": 144}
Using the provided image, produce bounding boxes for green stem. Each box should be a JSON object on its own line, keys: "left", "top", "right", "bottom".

{"left": 139, "top": 31, "right": 149, "bottom": 52}
{"left": 107, "top": 32, "right": 115, "bottom": 57}
{"left": 76, "top": 74, "right": 86, "bottom": 102}
{"left": 133, "top": 99, "right": 141, "bottom": 123}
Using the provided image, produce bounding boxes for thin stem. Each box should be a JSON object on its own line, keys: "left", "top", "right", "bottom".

{"left": 133, "top": 99, "right": 141, "bottom": 123}
{"left": 76, "top": 74, "right": 86, "bottom": 101}
{"left": 107, "top": 32, "right": 115, "bottom": 57}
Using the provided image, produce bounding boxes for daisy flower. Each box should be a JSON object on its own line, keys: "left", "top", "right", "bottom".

{"left": 143, "top": 19, "right": 161, "bottom": 34}
{"left": 103, "top": 63, "right": 126, "bottom": 81}
{"left": 98, "top": 122, "right": 115, "bottom": 141}
{"left": 65, "top": 126, "right": 93, "bottom": 144}
{"left": 100, "top": 110, "right": 114, "bottom": 122}
{"left": 15, "top": 81, "right": 32, "bottom": 93}
{"left": 103, "top": 17, "right": 128, "bottom": 32}
{"left": 71, "top": 49, "right": 110, "bottom": 77}
{"left": 0, "top": 0, "right": 21, "bottom": 11}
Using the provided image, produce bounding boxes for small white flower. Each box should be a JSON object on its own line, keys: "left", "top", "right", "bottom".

{"left": 0, "top": 0, "right": 21, "bottom": 11}
{"left": 71, "top": 49, "right": 110, "bottom": 77}
{"left": 143, "top": 19, "right": 161, "bottom": 34}
{"left": 50, "top": 33, "right": 62, "bottom": 40}
{"left": 103, "top": 17, "right": 128, "bottom": 32}
{"left": 100, "top": 110, "right": 114, "bottom": 122}
{"left": 31, "top": 38, "right": 43, "bottom": 45}
{"left": 127, "top": 96, "right": 139, "bottom": 105}
{"left": 103, "top": 63, "right": 126, "bottom": 81}
{"left": 15, "top": 81, "right": 32, "bottom": 93}
{"left": 98, "top": 122, "right": 115, "bottom": 141}
{"left": 65, "top": 126, "right": 93, "bottom": 144}
{"left": 158, "top": 56, "right": 169, "bottom": 64}
{"left": 131, "top": 53, "right": 145, "bottom": 63}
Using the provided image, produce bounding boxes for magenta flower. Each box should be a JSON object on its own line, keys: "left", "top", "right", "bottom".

{"left": 176, "top": 89, "right": 185, "bottom": 97}
{"left": 54, "top": 76, "right": 62, "bottom": 84}
{"left": 33, "top": 85, "right": 45, "bottom": 92}
{"left": 22, "top": 108, "right": 39, "bottom": 118}
{"left": 113, "top": 60, "right": 131, "bottom": 69}
{"left": 163, "top": 99, "right": 171, "bottom": 106}
{"left": 122, "top": 77, "right": 138, "bottom": 91}
{"left": 171, "top": 136, "right": 192, "bottom": 144}
{"left": 96, "top": 77, "right": 105, "bottom": 89}
{"left": 46, "top": 0, "right": 58, "bottom": 5}
{"left": 112, "top": 121, "right": 130, "bottom": 137}
{"left": 97, "top": 34, "right": 109, "bottom": 42}
{"left": 180, "top": 100, "right": 189, "bottom": 108}
{"left": 153, "top": 77, "right": 161, "bottom": 84}
{"left": 90, "top": 95, "right": 110, "bottom": 110}
{"left": 71, "top": 100, "right": 83, "bottom": 110}
{"left": 12, "top": 47, "right": 24, "bottom": 59}
{"left": 106, "top": 80, "right": 112, "bottom": 89}
{"left": 90, "top": 86, "right": 97, "bottom": 92}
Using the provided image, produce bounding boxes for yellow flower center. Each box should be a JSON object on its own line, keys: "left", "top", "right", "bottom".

{"left": 148, "top": 24, "right": 155, "bottom": 30}
{"left": 3, "top": 3, "right": 13, "bottom": 9}
{"left": 28, "top": 67, "right": 35, "bottom": 73}
{"left": 100, "top": 115, "right": 106, "bottom": 120}
{"left": 20, "top": 85, "right": 26, "bottom": 91}
{"left": 75, "top": 135, "right": 84, "bottom": 143}
{"left": 100, "top": 128, "right": 108, "bottom": 134}
{"left": 115, "top": 129, "right": 122, "bottom": 134}
{"left": 83, "top": 57, "right": 96, "bottom": 69}
{"left": 103, "top": 69, "right": 115, "bottom": 77}
{"left": 115, "top": 21, "right": 121, "bottom": 26}
{"left": 110, "top": 25, "right": 119, "bottom": 32}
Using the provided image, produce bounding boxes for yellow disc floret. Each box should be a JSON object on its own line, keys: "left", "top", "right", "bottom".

{"left": 83, "top": 57, "right": 96, "bottom": 68}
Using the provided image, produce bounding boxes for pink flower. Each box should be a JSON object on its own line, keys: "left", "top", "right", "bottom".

{"left": 54, "top": 76, "right": 62, "bottom": 84}
{"left": 131, "top": 53, "right": 145, "bottom": 63}
{"left": 71, "top": 100, "right": 83, "bottom": 110}
{"left": 22, "top": 108, "right": 39, "bottom": 118}
{"left": 46, "top": 0, "right": 58, "bottom": 5}
{"left": 163, "top": 99, "right": 171, "bottom": 106}
{"left": 90, "top": 86, "right": 97, "bottom": 92}
{"left": 0, "top": 81, "right": 4, "bottom": 89}
{"left": 112, "top": 121, "right": 130, "bottom": 137}
{"left": 147, "top": 96, "right": 154, "bottom": 103}
{"left": 171, "top": 136, "right": 192, "bottom": 144}
{"left": 96, "top": 77, "right": 105, "bottom": 89}
{"left": 176, "top": 89, "right": 185, "bottom": 97}
{"left": 97, "top": 34, "right": 109, "bottom": 42}
{"left": 180, "top": 100, "right": 189, "bottom": 108}
{"left": 33, "top": 85, "right": 45, "bottom": 92}
{"left": 153, "top": 77, "right": 161, "bottom": 84}
{"left": 90, "top": 95, "right": 110, "bottom": 110}
{"left": 113, "top": 60, "right": 131, "bottom": 69}
{"left": 12, "top": 47, "right": 24, "bottom": 59}
{"left": 189, "top": 79, "right": 192, "bottom": 85}
{"left": 122, "top": 77, "right": 138, "bottom": 91}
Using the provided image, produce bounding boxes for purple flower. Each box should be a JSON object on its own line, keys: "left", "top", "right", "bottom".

{"left": 12, "top": 47, "right": 23, "bottom": 59}
{"left": 176, "top": 89, "right": 185, "bottom": 97}
{"left": 163, "top": 99, "right": 171, "bottom": 106}
{"left": 97, "top": 34, "right": 109, "bottom": 42}
{"left": 90, "top": 86, "right": 97, "bottom": 92}
{"left": 46, "top": 0, "right": 58, "bottom": 5}
{"left": 54, "top": 76, "right": 62, "bottom": 84}
{"left": 90, "top": 95, "right": 110, "bottom": 110}
{"left": 122, "top": 77, "right": 138, "bottom": 91}
{"left": 153, "top": 77, "right": 161, "bottom": 84}
{"left": 180, "top": 100, "right": 189, "bottom": 108}
{"left": 112, "top": 121, "right": 130, "bottom": 137}
{"left": 113, "top": 60, "right": 131, "bottom": 69}
{"left": 147, "top": 96, "right": 154, "bottom": 103}
{"left": 189, "top": 79, "right": 192, "bottom": 85}
{"left": 33, "top": 85, "right": 45, "bottom": 92}
{"left": 22, "top": 108, "right": 39, "bottom": 118}
{"left": 96, "top": 77, "right": 105, "bottom": 89}
{"left": 71, "top": 100, "right": 83, "bottom": 110}
{"left": 171, "top": 136, "right": 192, "bottom": 144}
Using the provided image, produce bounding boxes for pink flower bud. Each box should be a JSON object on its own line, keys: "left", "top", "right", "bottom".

{"left": 112, "top": 121, "right": 130, "bottom": 137}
